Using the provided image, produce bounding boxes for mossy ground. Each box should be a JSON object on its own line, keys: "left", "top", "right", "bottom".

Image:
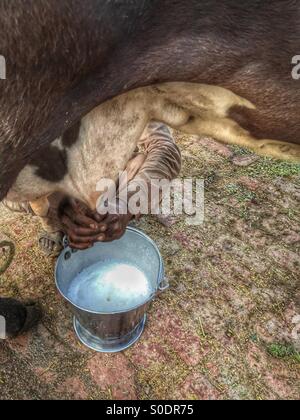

{"left": 0, "top": 134, "right": 299, "bottom": 400}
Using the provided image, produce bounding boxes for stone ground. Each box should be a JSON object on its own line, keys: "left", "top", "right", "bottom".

{"left": 0, "top": 134, "right": 299, "bottom": 400}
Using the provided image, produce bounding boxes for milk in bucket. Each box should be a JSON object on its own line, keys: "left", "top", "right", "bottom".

{"left": 67, "top": 260, "right": 152, "bottom": 312}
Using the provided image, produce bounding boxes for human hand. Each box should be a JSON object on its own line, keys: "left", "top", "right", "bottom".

{"left": 60, "top": 199, "right": 107, "bottom": 250}
{"left": 96, "top": 199, "right": 133, "bottom": 242}
{"left": 61, "top": 198, "right": 133, "bottom": 249}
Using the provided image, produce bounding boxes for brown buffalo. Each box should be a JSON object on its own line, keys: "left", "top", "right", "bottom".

{"left": 0, "top": 0, "right": 300, "bottom": 204}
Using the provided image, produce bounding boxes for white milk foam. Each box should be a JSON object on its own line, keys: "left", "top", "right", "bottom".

{"left": 67, "top": 260, "right": 152, "bottom": 312}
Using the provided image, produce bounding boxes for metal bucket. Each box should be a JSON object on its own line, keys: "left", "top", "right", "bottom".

{"left": 55, "top": 227, "right": 168, "bottom": 353}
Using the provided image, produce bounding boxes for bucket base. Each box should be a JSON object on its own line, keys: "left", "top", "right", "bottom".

{"left": 73, "top": 315, "right": 146, "bottom": 353}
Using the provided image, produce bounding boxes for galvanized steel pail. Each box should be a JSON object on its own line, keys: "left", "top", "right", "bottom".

{"left": 55, "top": 227, "right": 168, "bottom": 353}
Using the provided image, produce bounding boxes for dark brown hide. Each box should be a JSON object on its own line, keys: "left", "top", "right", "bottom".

{"left": 0, "top": 0, "right": 299, "bottom": 199}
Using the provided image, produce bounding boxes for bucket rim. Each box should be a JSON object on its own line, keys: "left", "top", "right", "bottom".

{"left": 55, "top": 226, "right": 165, "bottom": 315}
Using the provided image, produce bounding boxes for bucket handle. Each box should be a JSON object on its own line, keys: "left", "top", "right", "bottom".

{"left": 158, "top": 277, "right": 169, "bottom": 293}
{"left": 62, "top": 236, "right": 79, "bottom": 261}
{"left": 158, "top": 262, "right": 169, "bottom": 293}
{"left": 63, "top": 236, "right": 69, "bottom": 249}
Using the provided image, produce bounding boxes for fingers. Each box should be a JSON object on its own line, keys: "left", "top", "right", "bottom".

{"left": 61, "top": 215, "right": 107, "bottom": 245}
{"left": 99, "top": 214, "right": 132, "bottom": 243}
{"left": 68, "top": 232, "right": 105, "bottom": 244}
{"left": 63, "top": 206, "right": 100, "bottom": 230}
{"left": 101, "top": 216, "right": 122, "bottom": 236}
{"left": 67, "top": 217, "right": 126, "bottom": 248}
{"left": 90, "top": 211, "right": 107, "bottom": 223}
{"left": 68, "top": 231, "right": 106, "bottom": 250}
{"left": 70, "top": 199, "right": 107, "bottom": 224}
{"left": 64, "top": 207, "right": 108, "bottom": 234}
{"left": 68, "top": 241, "right": 93, "bottom": 250}
{"left": 60, "top": 199, "right": 109, "bottom": 250}
{"left": 61, "top": 215, "right": 99, "bottom": 236}
{"left": 61, "top": 198, "right": 132, "bottom": 248}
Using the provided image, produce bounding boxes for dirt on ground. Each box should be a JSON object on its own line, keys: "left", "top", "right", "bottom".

{"left": 0, "top": 134, "right": 299, "bottom": 400}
